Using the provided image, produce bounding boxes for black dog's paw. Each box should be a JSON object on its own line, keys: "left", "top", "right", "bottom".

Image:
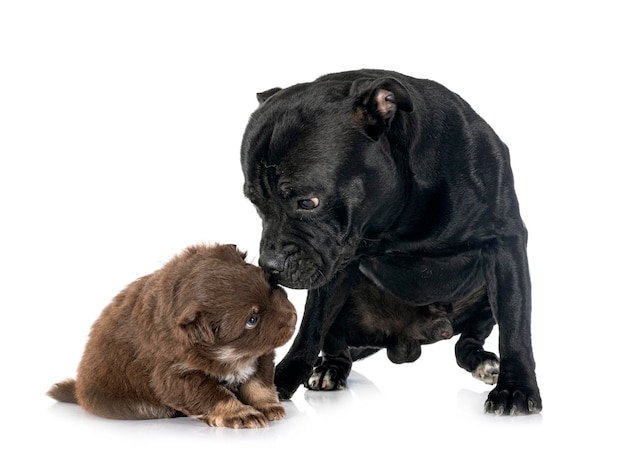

{"left": 276, "top": 384, "right": 297, "bottom": 401}
{"left": 472, "top": 359, "right": 499, "bottom": 385}
{"left": 484, "top": 384, "right": 542, "bottom": 415}
{"left": 274, "top": 359, "right": 311, "bottom": 400}
{"left": 304, "top": 364, "right": 348, "bottom": 391}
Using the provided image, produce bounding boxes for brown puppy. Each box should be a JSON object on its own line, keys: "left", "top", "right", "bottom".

{"left": 47, "top": 244, "right": 297, "bottom": 428}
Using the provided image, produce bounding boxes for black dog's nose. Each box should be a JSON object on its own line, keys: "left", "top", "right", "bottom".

{"left": 259, "top": 244, "right": 297, "bottom": 279}
{"left": 259, "top": 253, "right": 284, "bottom": 277}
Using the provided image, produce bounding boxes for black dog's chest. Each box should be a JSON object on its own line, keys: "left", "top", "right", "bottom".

{"left": 358, "top": 250, "right": 484, "bottom": 306}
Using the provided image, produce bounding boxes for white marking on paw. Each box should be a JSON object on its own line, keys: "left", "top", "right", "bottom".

{"left": 472, "top": 360, "right": 499, "bottom": 385}
{"left": 306, "top": 368, "right": 323, "bottom": 390}
{"left": 306, "top": 367, "right": 345, "bottom": 391}
{"left": 321, "top": 371, "right": 334, "bottom": 390}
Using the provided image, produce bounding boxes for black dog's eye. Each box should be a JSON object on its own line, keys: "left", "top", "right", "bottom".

{"left": 297, "top": 197, "right": 320, "bottom": 210}
{"left": 245, "top": 315, "right": 259, "bottom": 329}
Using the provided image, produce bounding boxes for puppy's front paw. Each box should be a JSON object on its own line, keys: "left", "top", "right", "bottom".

{"left": 201, "top": 403, "right": 268, "bottom": 428}
{"left": 305, "top": 364, "right": 347, "bottom": 391}
{"left": 256, "top": 402, "right": 286, "bottom": 421}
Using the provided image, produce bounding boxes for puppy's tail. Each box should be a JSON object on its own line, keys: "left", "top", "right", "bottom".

{"left": 47, "top": 379, "right": 78, "bottom": 404}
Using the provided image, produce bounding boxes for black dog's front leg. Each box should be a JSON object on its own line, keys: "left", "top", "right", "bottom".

{"left": 304, "top": 345, "right": 353, "bottom": 391}
{"left": 482, "top": 237, "right": 542, "bottom": 415}
{"left": 274, "top": 265, "right": 358, "bottom": 399}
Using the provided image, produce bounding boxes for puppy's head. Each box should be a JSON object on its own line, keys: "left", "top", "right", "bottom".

{"left": 171, "top": 244, "right": 297, "bottom": 360}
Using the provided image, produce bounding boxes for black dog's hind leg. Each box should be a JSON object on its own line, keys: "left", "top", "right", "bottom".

{"left": 454, "top": 300, "right": 499, "bottom": 385}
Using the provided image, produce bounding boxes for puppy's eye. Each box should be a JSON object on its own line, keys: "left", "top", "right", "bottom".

{"left": 297, "top": 197, "right": 319, "bottom": 210}
{"left": 245, "top": 315, "right": 259, "bottom": 329}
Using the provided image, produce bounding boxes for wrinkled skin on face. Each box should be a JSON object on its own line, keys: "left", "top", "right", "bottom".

{"left": 242, "top": 80, "right": 407, "bottom": 289}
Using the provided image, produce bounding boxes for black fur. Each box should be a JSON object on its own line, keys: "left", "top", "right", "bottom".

{"left": 305, "top": 274, "right": 497, "bottom": 392}
{"left": 241, "top": 69, "right": 542, "bottom": 415}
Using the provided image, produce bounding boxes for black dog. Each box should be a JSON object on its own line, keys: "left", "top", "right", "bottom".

{"left": 241, "top": 69, "right": 541, "bottom": 415}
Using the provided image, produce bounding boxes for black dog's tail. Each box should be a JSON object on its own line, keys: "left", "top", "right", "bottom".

{"left": 47, "top": 379, "right": 78, "bottom": 404}
{"left": 349, "top": 347, "right": 381, "bottom": 362}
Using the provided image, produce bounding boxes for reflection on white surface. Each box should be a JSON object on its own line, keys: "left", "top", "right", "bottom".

{"left": 30, "top": 304, "right": 620, "bottom": 458}
{"left": 36, "top": 355, "right": 556, "bottom": 458}
{"left": 31, "top": 324, "right": 617, "bottom": 459}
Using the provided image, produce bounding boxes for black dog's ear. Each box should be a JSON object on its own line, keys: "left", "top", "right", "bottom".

{"left": 350, "top": 77, "right": 413, "bottom": 138}
{"left": 256, "top": 87, "right": 282, "bottom": 104}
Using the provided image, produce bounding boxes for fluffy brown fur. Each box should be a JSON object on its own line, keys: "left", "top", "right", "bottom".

{"left": 47, "top": 244, "right": 297, "bottom": 428}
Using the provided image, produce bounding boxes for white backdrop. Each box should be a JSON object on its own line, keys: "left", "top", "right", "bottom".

{"left": 1, "top": 1, "right": 624, "bottom": 457}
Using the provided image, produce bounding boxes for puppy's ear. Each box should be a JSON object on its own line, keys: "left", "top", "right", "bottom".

{"left": 350, "top": 77, "right": 413, "bottom": 138}
{"left": 257, "top": 87, "right": 282, "bottom": 104}
{"left": 212, "top": 244, "right": 247, "bottom": 264}
{"left": 177, "top": 302, "right": 215, "bottom": 345}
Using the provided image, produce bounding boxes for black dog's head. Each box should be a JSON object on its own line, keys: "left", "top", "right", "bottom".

{"left": 241, "top": 74, "right": 414, "bottom": 289}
